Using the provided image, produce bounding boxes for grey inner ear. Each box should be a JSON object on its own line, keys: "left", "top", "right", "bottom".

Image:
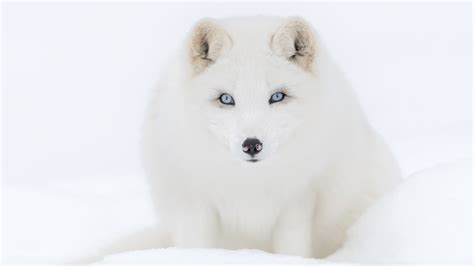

{"left": 295, "top": 38, "right": 304, "bottom": 54}
{"left": 292, "top": 39, "right": 303, "bottom": 59}
{"left": 291, "top": 32, "right": 308, "bottom": 60}
{"left": 200, "top": 39, "right": 211, "bottom": 61}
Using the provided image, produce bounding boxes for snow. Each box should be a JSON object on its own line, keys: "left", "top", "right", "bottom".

{"left": 3, "top": 175, "right": 156, "bottom": 263}
{"left": 2, "top": 2, "right": 471, "bottom": 265}
{"left": 329, "top": 159, "right": 472, "bottom": 264}
{"left": 96, "top": 248, "right": 329, "bottom": 264}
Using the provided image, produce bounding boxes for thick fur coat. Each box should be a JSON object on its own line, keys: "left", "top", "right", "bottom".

{"left": 142, "top": 16, "right": 401, "bottom": 258}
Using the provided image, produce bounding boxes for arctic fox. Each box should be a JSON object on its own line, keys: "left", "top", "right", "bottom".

{"left": 142, "top": 16, "right": 401, "bottom": 258}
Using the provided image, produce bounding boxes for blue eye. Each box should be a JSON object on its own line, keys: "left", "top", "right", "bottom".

{"left": 219, "top": 93, "right": 235, "bottom": 105}
{"left": 269, "top": 92, "right": 286, "bottom": 104}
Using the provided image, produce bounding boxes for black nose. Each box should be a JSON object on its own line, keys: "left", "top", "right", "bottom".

{"left": 242, "top": 138, "right": 263, "bottom": 156}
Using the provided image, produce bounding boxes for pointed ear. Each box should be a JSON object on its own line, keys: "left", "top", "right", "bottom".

{"left": 188, "top": 18, "right": 232, "bottom": 75}
{"left": 271, "top": 17, "right": 316, "bottom": 71}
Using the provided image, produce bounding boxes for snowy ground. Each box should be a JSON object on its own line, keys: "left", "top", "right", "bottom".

{"left": 2, "top": 2, "right": 471, "bottom": 265}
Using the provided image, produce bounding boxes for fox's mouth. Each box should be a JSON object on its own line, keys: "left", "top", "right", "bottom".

{"left": 246, "top": 159, "right": 260, "bottom": 163}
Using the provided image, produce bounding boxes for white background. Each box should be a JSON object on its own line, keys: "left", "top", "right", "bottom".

{"left": 2, "top": 2, "right": 472, "bottom": 263}
{"left": 3, "top": 2, "right": 471, "bottom": 185}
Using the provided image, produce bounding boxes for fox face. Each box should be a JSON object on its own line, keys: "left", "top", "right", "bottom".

{"left": 186, "top": 17, "right": 318, "bottom": 163}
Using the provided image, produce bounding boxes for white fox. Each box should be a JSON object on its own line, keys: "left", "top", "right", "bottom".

{"left": 142, "top": 16, "right": 401, "bottom": 258}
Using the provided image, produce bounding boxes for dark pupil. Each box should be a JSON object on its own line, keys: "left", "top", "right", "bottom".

{"left": 221, "top": 94, "right": 231, "bottom": 103}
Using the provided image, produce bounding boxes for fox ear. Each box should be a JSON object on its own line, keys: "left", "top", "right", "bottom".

{"left": 271, "top": 17, "right": 316, "bottom": 71}
{"left": 188, "top": 18, "right": 231, "bottom": 74}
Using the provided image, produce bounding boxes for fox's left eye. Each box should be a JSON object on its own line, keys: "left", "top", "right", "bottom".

{"left": 219, "top": 93, "right": 235, "bottom": 105}
{"left": 269, "top": 92, "right": 286, "bottom": 104}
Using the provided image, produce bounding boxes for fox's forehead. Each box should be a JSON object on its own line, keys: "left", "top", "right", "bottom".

{"left": 209, "top": 58, "right": 290, "bottom": 91}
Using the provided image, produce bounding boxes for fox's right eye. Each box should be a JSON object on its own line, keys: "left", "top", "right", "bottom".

{"left": 219, "top": 93, "right": 235, "bottom": 106}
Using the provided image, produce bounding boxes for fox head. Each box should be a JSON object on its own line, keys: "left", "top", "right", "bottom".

{"left": 184, "top": 17, "right": 320, "bottom": 163}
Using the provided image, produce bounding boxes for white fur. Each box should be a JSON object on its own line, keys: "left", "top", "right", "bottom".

{"left": 142, "top": 16, "right": 401, "bottom": 258}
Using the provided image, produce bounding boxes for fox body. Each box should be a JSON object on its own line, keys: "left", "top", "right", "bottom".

{"left": 142, "top": 16, "right": 400, "bottom": 258}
